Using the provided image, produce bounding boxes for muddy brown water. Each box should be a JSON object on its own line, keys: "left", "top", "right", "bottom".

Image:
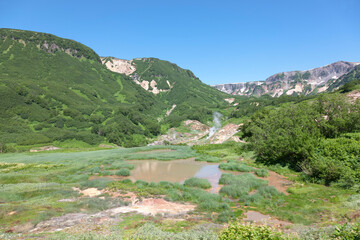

{"left": 126, "top": 158, "right": 222, "bottom": 193}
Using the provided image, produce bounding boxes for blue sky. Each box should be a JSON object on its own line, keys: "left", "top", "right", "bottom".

{"left": 1, "top": 0, "right": 359, "bottom": 85}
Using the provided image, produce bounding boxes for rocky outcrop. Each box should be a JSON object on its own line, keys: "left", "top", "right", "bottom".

{"left": 101, "top": 57, "right": 174, "bottom": 94}
{"left": 213, "top": 61, "right": 360, "bottom": 97}
{"left": 100, "top": 57, "right": 136, "bottom": 75}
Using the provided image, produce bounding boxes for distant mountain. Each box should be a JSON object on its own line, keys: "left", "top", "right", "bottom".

{"left": 213, "top": 61, "right": 360, "bottom": 97}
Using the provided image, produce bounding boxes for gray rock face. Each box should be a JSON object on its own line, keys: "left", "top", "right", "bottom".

{"left": 213, "top": 61, "right": 360, "bottom": 97}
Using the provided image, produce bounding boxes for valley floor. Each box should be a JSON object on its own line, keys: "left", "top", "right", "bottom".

{"left": 0, "top": 144, "right": 358, "bottom": 239}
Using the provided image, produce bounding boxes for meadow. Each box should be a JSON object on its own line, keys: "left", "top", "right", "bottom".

{"left": 0, "top": 143, "right": 358, "bottom": 239}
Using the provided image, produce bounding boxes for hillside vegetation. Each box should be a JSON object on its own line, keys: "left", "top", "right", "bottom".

{"left": 0, "top": 29, "right": 236, "bottom": 150}
{"left": 241, "top": 87, "right": 360, "bottom": 190}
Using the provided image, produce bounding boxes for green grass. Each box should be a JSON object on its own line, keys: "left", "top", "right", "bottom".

{"left": 0, "top": 145, "right": 202, "bottom": 229}
{"left": 250, "top": 182, "right": 356, "bottom": 225}
{"left": 254, "top": 168, "right": 269, "bottom": 177}
{"left": 219, "top": 173, "right": 267, "bottom": 199}
{"left": 110, "top": 179, "right": 233, "bottom": 222}
{"left": 184, "top": 177, "right": 212, "bottom": 189}
{"left": 115, "top": 168, "right": 130, "bottom": 176}
{"left": 192, "top": 142, "right": 244, "bottom": 160}
{"left": 219, "top": 161, "right": 254, "bottom": 172}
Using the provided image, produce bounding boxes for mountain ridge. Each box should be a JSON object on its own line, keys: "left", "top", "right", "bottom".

{"left": 213, "top": 61, "right": 360, "bottom": 97}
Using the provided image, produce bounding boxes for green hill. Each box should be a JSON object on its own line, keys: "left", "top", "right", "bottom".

{"left": 0, "top": 29, "right": 232, "bottom": 150}
{"left": 127, "top": 58, "right": 231, "bottom": 126}
{"left": 0, "top": 29, "right": 169, "bottom": 149}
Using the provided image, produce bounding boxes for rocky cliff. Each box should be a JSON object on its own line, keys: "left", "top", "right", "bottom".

{"left": 213, "top": 61, "right": 360, "bottom": 97}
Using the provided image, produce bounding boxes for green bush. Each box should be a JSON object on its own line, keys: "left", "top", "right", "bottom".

{"left": 333, "top": 222, "right": 360, "bottom": 239}
{"left": 219, "top": 222, "right": 286, "bottom": 240}
{"left": 305, "top": 137, "right": 360, "bottom": 187}
{"left": 254, "top": 168, "right": 269, "bottom": 177}
{"left": 184, "top": 177, "right": 211, "bottom": 189}
{"left": 115, "top": 168, "right": 130, "bottom": 176}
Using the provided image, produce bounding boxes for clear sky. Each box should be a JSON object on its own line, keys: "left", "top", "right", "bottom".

{"left": 1, "top": 0, "right": 359, "bottom": 85}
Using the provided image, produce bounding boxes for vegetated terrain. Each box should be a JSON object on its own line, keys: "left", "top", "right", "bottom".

{"left": 0, "top": 28, "right": 237, "bottom": 151}
{"left": 1, "top": 142, "right": 359, "bottom": 239}
{"left": 1, "top": 28, "right": 360, "bottom": 239}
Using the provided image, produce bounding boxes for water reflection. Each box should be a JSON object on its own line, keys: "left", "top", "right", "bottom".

{"left": 126, "top": 159, "right": 222, "bottom": 192}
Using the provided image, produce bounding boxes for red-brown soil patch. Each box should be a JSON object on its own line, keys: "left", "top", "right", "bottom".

{"left": 260, "top": 171, "right": 292, "bottom": 195}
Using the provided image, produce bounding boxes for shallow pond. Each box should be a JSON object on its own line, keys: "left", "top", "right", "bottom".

{"left": 126, "top": 158, "right": 222, "bottom": 193}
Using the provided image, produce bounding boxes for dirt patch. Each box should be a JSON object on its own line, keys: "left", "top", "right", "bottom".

{"left": 30, "top": 195, "right": 195, "bottom": 233}
{"left": 166, "top": 104, "right": 177, "bottom": 116}
{"left": 261, "top": 171, "right": 292, "bottom": 195}
{"left": 101, "top": 57, "right": 136, "bottom": 76}
{"left": 347, "top": 90, "right": 360, "bottom": 101}
{"left": 99, "top": 144, "right": 115, "bottom": 148}
{"left": 29, "top": 146, "right": 60, "bottom": 152}
{"left": 244, "top": 210, "right": 292, "bottom": 227}
{"left": 73, "top": 187, "right": 102, "bottom": 197}
{"left": 208, "top": 123, "right": 241, "bottom": 144}
{"left": 125, "top": 198, "right": 196, "bottom": 216}
{"left": 12, "top": 222, "right": 35, "bottom": 233}
{"left": 184, "top": 120, "right": 210, "bottom": 132}
{"left": 224, "top": 98, "right": 235, "bottom": 104}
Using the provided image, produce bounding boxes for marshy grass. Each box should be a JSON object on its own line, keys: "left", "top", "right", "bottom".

{"left": 184, "top": 177, "right": 211, "bottom": 189}
{"left": 80, "top": 178, "right": 114, "bottom": 190}
{"left": 115, "top": 169, "right": 130, "bottom": 176}
{"left": 241, "top": 186, "right": 283, "bottom": 205}
{"left": 254, "top": 168, "right": 269, "bottom": 177}
{"left": 219, "top": 161, "right": 253, "bottom": 172}
{"left": 219, "top": 173, "right": 267, "bottom": 198}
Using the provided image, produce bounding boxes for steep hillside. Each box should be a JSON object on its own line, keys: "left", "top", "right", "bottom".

{"left": 213, "top": 61, "right": 359, "bottom": 97}
{"left": 0, "top": 29, "right": 167, "bottom": 148}
{"left": 328, "top": 64, "right": 360, "bottom": 92}
{"left": 102, "top": 57, "right": 232, "bottom": 126}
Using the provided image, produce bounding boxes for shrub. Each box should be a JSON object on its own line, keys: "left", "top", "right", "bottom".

{"left": 254, "top": 168, "right": 269, "bottom": 177}
{"left": 219, "top": 222, "right": 285, "bottom": 240}
{"left": 344, "top": 194, "right": 360, "bottom": 210}
{"left": 184, "top": 177, "right": 211, "bottom": 189}
{"left": 333, "top": 222, "right": 360, "bottom": 239}
{"left": 115, "top": 168, "right": 130, "bottom": 176}
{"left": 304, "top": 137, "right": 360, "bottom": 187}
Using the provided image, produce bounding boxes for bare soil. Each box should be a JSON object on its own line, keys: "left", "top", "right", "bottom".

{"left": 244, "top": 210, "right": 292, "bottom": 227}
{"left": 29, "top": 191, "right": 196, "bottom": 233}
{"left": 261, "top": 171, "right": 293, "bottom": 195}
